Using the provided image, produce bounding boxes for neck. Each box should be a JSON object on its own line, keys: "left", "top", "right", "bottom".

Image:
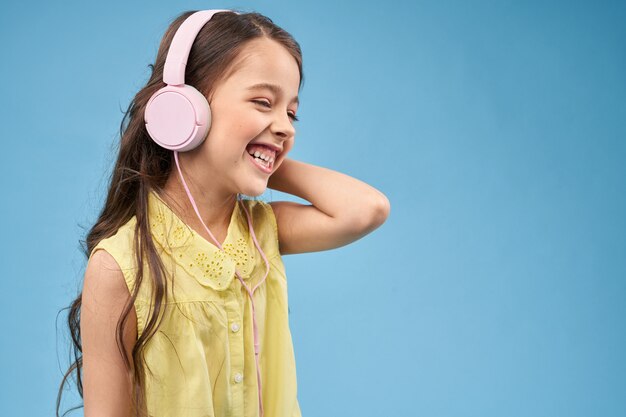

{"left": 159, "top": 164, "right": 238, "bottom": 232}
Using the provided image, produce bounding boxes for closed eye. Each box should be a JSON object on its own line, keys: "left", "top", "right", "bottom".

{"left": 252, "top": 99, "right": 299, "bottom": 122}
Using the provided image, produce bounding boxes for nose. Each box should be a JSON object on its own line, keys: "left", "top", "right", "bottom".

{"left": 270, "top": 112, "right": 296, "bottom": 140}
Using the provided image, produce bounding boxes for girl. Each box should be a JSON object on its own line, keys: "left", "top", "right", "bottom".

{"left": 57, "top": 9, "right": 390, "bottom": 417}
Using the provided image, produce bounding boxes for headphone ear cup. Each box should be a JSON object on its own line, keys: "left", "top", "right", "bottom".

{"left": 144, "top": 84, "right": 211, "bottom": 152}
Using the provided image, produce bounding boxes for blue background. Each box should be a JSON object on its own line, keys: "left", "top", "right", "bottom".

{"left": 1, "top": 0, "right": 625, "bottom": 416}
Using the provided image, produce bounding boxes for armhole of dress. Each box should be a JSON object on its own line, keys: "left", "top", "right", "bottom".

{"left": 260, "top": 200, "right": 281, "bottom": 257}
{"left": 91, "top": 240, "right": 140, "bottom": 294}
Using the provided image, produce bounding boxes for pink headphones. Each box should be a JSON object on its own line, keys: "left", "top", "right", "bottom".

{"left": 144, "top": 9, "right": 237, "bottom": 151}
{"left": 143, "top": 10, "right": 270, "bottom": 417}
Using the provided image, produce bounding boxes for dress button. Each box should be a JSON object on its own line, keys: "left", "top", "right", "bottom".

{"left": 234, "top": 372, "right": 243, "bottom": 383}
{"left": 231, "top": 323, "right": 240, "bottom": 332}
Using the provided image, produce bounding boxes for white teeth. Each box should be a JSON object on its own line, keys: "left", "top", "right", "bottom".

{"left": 251, "top": 150, "right": 274, "bottom": 163}
{"left": 251, "top": 154, "right": 270, "bottom": 168}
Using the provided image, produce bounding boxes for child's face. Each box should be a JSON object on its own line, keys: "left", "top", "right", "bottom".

{"left": 198, "top": 37, "right": 300, "bottom": 197}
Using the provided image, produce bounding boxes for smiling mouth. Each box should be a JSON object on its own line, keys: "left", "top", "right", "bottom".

{"left": 246, "top": 151, "right": 274, "bottom": 174}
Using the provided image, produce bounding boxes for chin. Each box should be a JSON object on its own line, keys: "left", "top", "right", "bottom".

{"left": 239, "top": 181, "right": 268, "bottom": 198}
{"left": 243, "top": 189, "right": 266, "bottom": 198}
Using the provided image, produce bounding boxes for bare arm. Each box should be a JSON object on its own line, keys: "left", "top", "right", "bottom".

{"left": 267, "top": 157, "right": 390, "bottom": 255}
{"left": 81, "top": 249, "right": 137, "bottom": 417}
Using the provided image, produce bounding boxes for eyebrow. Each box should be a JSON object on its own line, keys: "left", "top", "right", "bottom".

{"left": 247, "top": 82, "right": 299, "bottom": 105}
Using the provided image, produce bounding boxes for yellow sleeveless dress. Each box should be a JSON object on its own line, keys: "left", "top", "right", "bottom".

{"left": 89, "top": 189, "right": 301, "bottom": 417}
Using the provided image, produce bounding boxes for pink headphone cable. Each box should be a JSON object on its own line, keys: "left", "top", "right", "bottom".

{"left": 173, "top": 150, "right": 270, "bottom": 417}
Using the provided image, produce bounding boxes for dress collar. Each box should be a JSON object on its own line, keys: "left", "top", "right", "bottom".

{"left": 147, "top": 189, "right": 256, "bottom": 291}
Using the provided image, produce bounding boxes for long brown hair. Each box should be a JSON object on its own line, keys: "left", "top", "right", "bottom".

{"left": 56, "top": 9, "right": 303, "bottom": 417}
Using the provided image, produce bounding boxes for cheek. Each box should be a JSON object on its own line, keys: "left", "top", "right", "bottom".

{"left": 211, "top": 105, "right": 264, "bottom": 139}
{"left": 236, "top": 120, "right": 268, "bottom": 147}
{"left": 208, "top": 124, "right": 263, "bottom": 159}
{"left": 226, "top": 120, "right": 261, "bottom": 141}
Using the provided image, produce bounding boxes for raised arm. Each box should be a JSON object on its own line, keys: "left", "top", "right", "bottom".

{"left": 267, "top": 157, "right": 390, "bottom": 255}
{"left": 81, "top": 249, "right": 137, "bottom": 417}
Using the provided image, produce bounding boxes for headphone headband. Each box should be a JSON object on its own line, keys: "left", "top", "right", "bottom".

{"left": 163, "top": 9, "right": 237, "bottom": 86}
